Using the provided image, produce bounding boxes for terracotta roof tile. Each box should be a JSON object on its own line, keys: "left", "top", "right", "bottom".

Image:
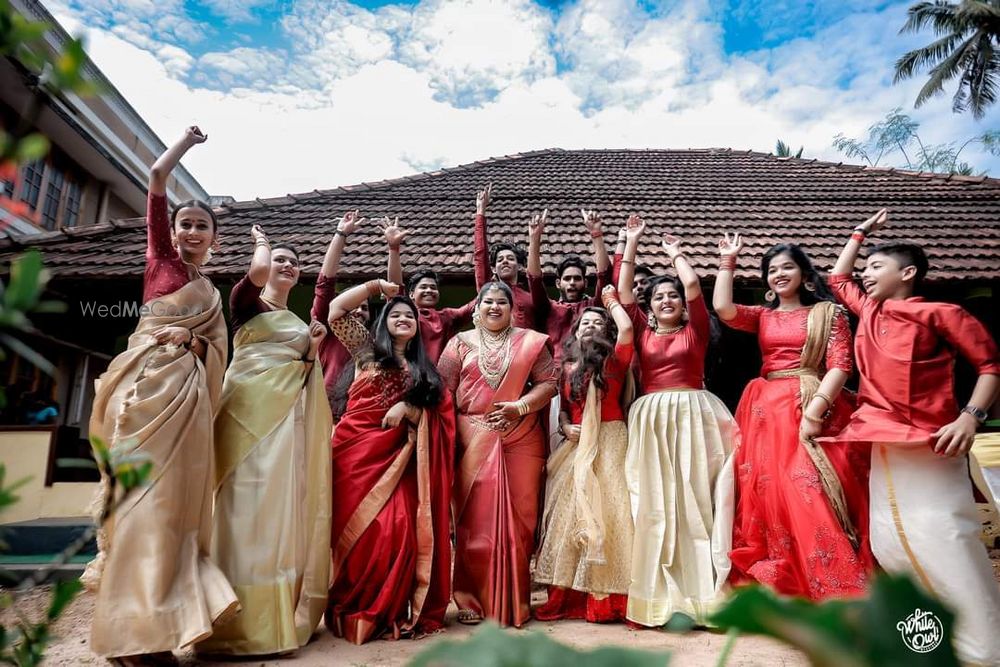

{"left": 1, "top": 148, "right": 998, "bottom": 282}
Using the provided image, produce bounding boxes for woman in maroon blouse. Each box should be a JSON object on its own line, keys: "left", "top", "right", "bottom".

{"left": 84, "top": 126, "right": 238, "bottom": 665}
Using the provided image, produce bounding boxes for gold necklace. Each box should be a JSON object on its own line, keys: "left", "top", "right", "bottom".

{"left": 654, "top": 324, "right": 685, "bottom": 335}
{"left": 478, "top": 325, "right": 513, "bottom": 389}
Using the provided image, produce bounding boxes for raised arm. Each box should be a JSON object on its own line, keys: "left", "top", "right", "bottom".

{"left": 616, "top": 215, "right": 645, "bottom": 306}
{"left": 581, "top": 209, "right": 610, "bottom": 277}
{"left": 320, "top": 210, "right": 364, "bottom": 279}
{"left": 381, "top": 216, "right": 409, "bottom": 285}
{"left": 832, "top": 208, "right": 887, "bottom": 276}
{"left": 328, "top": 279, "right": 399, "bottom": 323}
{"left": 247, "top": 224, "right": 271, "bottom": 287}
{"left": 712, "top": 232, "right": 743, "bottom": 321}
{"left": 661, "top": 233, "right": 701, "bottom": 301}
{"left": 149, "top": 126, "right": 206, "bottom": 196}
{"left": 474, "top": 184, "right": 492, "bottom": 289}
{"left": 527, "top": 209, "right": 547, "bottom": 278}
{"left": 602, "top": 285, "right": 633, "bottom": 345}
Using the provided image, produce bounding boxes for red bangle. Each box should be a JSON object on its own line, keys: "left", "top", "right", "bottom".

{"left": 589, "top": 229, "right": 604, "bottom": 239}
{"left": 851, "top": 231, "right": 866, "bottom": 243}
{"left": 719, "top": 256, "right": 737, "bottom": 271}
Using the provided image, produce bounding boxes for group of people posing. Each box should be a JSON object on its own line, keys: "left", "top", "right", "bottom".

{"left": 83, "top": 127, "right": 1000, "bottom": 666}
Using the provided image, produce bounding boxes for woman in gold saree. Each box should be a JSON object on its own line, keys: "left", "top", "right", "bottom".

{"left": 325, "top": 280, "right": 456, "bottom": 644}
{"left": 438, "top": 281, "right": 558, "bottom": 628}
{"left": 83, "top": 127, "right": 238, "bottom": 665}
{"left": 195, "top": 226, "right": 332, "bottom": 656}
{"left": 534, "top": 287, "right": 635, "bottom": 623}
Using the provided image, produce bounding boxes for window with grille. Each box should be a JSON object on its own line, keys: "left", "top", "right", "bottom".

{"left": 64, "top": 180, "right": 82, "bottom": 227}
{"left": 41, "top": 168, "right": 64, "bottom": 229}
{"left": 19, "top": 160, "right": 44, "bottom": 210}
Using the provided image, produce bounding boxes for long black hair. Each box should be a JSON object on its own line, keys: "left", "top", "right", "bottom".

{"left": 371, "top": 296, "right": 443, "bottom": 408}
{"left": 642, "top": 275, "right": 686, "bottom": 308}
{"left": 330, "top": 296, "right": 442, "bottom": 420}
{"left": 560, "top": 307, "right": 617, "bottom": 402}
{"left": 760, "top": 244, "right": 835, "bottom": 308}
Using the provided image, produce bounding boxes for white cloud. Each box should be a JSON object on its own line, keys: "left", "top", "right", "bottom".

{"left": 39, "top": 0, "right": 1000, "bottom": 201}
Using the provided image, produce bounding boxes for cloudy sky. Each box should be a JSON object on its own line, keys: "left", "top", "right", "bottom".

{"left": 44, "top": 0, "right": 1000, "bottom": 200}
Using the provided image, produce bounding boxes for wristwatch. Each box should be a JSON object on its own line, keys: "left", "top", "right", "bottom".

{"left": 962, "top": 404, "right": 988, "bottom": 425}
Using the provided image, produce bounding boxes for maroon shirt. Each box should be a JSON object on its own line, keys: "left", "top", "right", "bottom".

{"left": 229, "top": 274, "right": 271, "bottom": 331}
{"left": 419, "top": 302, "right": 475, "bottom": 364}
{"left": 473, "top": 212, "right": 537, "bottom": 330}
{"left": 311, "top": 272, "right": 354, "bottom": 397}
{"left": 528, "top": 266, "right": 611, "bottom": 364}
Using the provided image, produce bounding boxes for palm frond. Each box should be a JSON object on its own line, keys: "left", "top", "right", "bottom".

{"left": 913, "top": 34, "right": 978, "bottom": 106}
{"left": 894, "top": 32, "right": 963, "bottom": 81}
{"left": 899, "top": 1, "right": 966, "bottom": 35}
{"left": 959, "top": 33, "right": 999, "bottom": 118}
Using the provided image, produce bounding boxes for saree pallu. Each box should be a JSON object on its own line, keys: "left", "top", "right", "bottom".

{"left": 196, "top": 310, "right": 332, "bottom": 656}
{"left": 625, "top": 389, "right": 736, "bottom": 626}
{"left": 451, "top": 329, "right": 551, "bottom": 628}
{"left": 325, "top": 369, "right": 456, "bottom": 645}
{"left": 83, "top": 278, "right": 238, "bottom": 658}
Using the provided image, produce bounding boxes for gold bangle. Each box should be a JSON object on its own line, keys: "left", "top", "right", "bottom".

{"left": 814, "top": 392, "right": 833, "bottom": 409}
{"left": 365, "top": 279, "right": 382, "bottom": 297}
{"left": 517, "top": 400, "right": 530, "bottom": 416}
{"left": 803, "top": 413, "right": 824, "bottom": 424}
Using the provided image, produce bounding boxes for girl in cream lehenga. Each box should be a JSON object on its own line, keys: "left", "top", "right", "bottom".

{"left": 83, "top": 127, "right": 238, "bottom": 665}
{"left": 195, "top": 225, "right": 332, "bottom": 656}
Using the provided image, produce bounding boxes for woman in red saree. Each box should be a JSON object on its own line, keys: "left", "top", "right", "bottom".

{"left": 714, "top": 237, "right": 873, "bottom": 599}
{"left": 324, "top": 280, "right": 456, "bottom": 645}
{"left": 438, "top": 281, "right": 558, "bottom": 628}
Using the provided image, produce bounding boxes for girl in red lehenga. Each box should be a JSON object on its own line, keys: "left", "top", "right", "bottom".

{"left": 438, "top": 281, "right": 558, "bottom": 628}
{"left": 534, "top": 287, "right": 634, "bottom": 623}
{"left": 713, "top": 235, "right": 873, "bottom": 599}
{"left": 324, "top": 279, "right": 456, "bottom": 644}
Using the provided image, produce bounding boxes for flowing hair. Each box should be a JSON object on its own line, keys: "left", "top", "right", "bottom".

{"left": 560, "top": 307, "right": 617, "bottom": 403}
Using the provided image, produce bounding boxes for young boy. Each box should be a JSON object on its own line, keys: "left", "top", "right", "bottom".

{"left": 826, "top": 208, "right": 1000, "bottom": 665}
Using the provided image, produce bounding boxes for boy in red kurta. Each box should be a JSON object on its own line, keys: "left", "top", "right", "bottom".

{"left": 825, "top": 209, "right": 1000, "bottom": 665}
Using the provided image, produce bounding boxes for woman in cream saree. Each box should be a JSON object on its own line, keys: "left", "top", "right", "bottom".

{"left": 84, "top": 127, "right": 238, "bottom": 664}
{"left": 196, "top": 227, "right": 332, "bottom": 656}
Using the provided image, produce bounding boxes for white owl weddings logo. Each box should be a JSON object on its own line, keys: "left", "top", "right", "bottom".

{"left": 896, "top": 608, "right": 943, "bottom": 653}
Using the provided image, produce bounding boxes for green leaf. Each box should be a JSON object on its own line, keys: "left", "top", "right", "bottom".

{"left": 4, "top": 250, "right": 44, "bottom": 312}
{"left": 54, "top": 457, "right": 98, "bottom": 470}
{"left": 13, "top": 135, "right": 48, "bottom": 164}
{"left": 0, "top": 464, "right": 32, "bottom": 513}
{"left": 408, "top": 623, "right": 671, "bottom": 667}
{"left": 661, "top": 611, "right": 696, "bottom": 634}
{"left": 46, "top": 579, "right": 82, "bottom": 621}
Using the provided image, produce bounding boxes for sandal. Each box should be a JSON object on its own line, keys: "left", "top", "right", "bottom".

{"left": 456, "top": 609, "right": 483, "bottom": 626}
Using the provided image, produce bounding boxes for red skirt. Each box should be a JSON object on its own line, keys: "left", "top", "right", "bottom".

{"left": 534, "top": 587, "right": 627, "bottom": 623}
{"left": 728, "top": 377, "right": 874, "bottom": 599}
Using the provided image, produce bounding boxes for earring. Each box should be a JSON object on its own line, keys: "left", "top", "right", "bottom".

{"left": 804, "top": 282, "right": 816, "bottom": 292}
{"left": 647, "top": 312, "right": 656, "bottom": 330}
{"left": 472, "top": 310, "right": 482, "bottom": 328}
{"left": 764, "top": 290, "right": 776, "bottom": 302}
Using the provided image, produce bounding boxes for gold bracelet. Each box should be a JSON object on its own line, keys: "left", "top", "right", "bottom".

{"left": 814, "top": 392, "right": 834, "bottom": 409}
{"left": 365, "top": 279, "right": 382, "bottom": 297}
{"left": 517, "top": 400, "right": 530, "bottom": 417}
{"left": 803, "top": 413, "right": 824, "bottom": 424}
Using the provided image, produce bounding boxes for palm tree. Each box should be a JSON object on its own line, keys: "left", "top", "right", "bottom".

{"left": 894, "top": 0, "right": 1000, "bottom": 120}
{"left": 774, "top": 139, "right": 804, "bottom": 158}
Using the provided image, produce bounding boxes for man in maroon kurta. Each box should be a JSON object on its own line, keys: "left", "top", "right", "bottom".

{"left": 473, "top": 184, "right": 538, "bottom": 330}
{"left": 526, "top": 208, "right": 611, "bottom": 365}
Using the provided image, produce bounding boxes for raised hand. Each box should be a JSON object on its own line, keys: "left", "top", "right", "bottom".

{"left": 379, "top": 280, "right": 401, "bottom": 299}
{"left": 476, "top": 183, "right": 493, "bottom": 215}
{"left": 581, "top": 209, "right": 602, "bottom": 235}
{"left": 184, "top": 126, "right": 208, "bottom": 145}
{"left": 528, "top": 209, "right": 548, "bottom": 241}
{"left": 661, "top": 233, "right": 683, "bottom": 259}
{"left": 308, "top": 319, "right": 327, "bottom": 349}
{"left": 624, "top": 214, "right": 645, "bottom": 240}
{"left": 250, "top": 224, "right": 268, "bottom": 244}
{"left": 337, "top": 210, "right": 365, "bottom": 236}
{"left": 857, "top": 208, "right": 888, "bottom": 235}
{"left": 379, "top": 216, "right": 410, "bottom": 249}
{"left": 718, "top": 232, "right": 743, "bottom": 257}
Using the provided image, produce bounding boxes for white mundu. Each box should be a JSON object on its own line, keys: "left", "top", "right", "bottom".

{"left": 869, "top": 443, "right": 1000, "bottom": 666}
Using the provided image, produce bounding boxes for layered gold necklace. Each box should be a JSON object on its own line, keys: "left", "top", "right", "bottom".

{"left": 478, "top": 324, "right": 513, "bottom": 389}
{"left": 655, "top": 323, "right": 684, "bottom": 335}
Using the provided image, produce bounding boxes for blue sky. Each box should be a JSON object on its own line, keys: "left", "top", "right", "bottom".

{"left": 45, "top": 0, "right": 999, "bottom": 198}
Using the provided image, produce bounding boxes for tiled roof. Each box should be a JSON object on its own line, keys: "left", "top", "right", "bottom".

{"left": 2, "top": 148, "right": 998, "bottom": 282}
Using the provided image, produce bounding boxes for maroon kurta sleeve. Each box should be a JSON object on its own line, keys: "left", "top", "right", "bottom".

{"left": 229, "top": 274, "right": 268, "bottom": 331}
{"left": 311, "top": 272, "right": 337, "bottom": 327}
{"left": 528, "top": 272, "right": 553, "bottom": 325}
{"left": 145, "top": 193, "right": 173, "bottom": 261}
{"left": 828, "top": 274, "right": 868, "bottom": 316}
{"left": 932, "top": 305, "right": 1000, "bottom": 375}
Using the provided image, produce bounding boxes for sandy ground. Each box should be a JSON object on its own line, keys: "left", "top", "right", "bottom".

{"left": 5, "top": 549, "right": 998, "bottom": 666}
